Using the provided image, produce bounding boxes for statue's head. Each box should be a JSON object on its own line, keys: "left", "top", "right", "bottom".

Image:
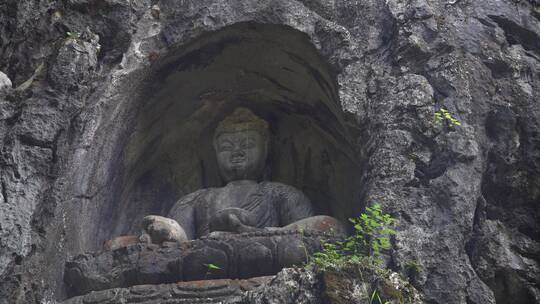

{"left": 213, "top": 108, "right": 269, "bottom": 182}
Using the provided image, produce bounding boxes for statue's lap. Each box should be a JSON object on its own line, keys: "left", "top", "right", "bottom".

{"left": 65, "top": 230, "right": 341, "bottom": 297}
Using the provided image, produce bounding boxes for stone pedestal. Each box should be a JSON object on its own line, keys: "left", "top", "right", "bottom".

{"left": 62, "top": 276, "right": 272, "bottom": 304}
{"left": 64, "top": 230, "right": 339, "bottom": 299}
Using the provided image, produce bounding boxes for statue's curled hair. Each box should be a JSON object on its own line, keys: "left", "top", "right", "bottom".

{"left": 214, "top": 107, "right": 269, "bottom": 140}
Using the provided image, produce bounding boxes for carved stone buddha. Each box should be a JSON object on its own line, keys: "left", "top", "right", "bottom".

{"left": 141, "top": 107, "right": 345, "bottom": 243}
{"left": 64, "top": 108, "right": 346, "bottom": 298}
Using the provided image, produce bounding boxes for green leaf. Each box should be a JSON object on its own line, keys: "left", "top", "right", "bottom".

{"left": 371, "top": 290, "right": 378, "bottom": 303}
{"left": 205, "top": 263, "right": 221, "bottom": 270}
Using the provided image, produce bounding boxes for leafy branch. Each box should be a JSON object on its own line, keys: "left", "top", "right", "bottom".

{"left": 434, "top": 108, "right": 461, "bottom": 126}
{"left": 66, "top": 31, "right": 81, "bottom": 40}
{"left": 311, "top": 203, "right": 396, "bottom": 268}
{"left": 310, "top": 203, "right": 398, "bottom": 304}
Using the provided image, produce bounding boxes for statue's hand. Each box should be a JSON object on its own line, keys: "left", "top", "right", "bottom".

{"left": 140, "top": 215, "right": 188, "bottom": 244}
{"left": 209, "top": 208, "right": 258, "bottom": 234}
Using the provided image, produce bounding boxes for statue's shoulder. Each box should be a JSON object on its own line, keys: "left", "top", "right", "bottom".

{"left": 168, "top": 188, "right": 216, "bottom": 218}
{"left": 258, "top": 181, "right": 303, "bottom": 195}
{"left": 258, "top": 181, "right": 312, "bottom": 212}
{"left": 174, "top": 188, "right": 214, "bottom": 207}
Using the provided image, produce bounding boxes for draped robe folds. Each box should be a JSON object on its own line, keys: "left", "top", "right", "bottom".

{"left": 167, "top": 180, "right": 314, "bottom": 239}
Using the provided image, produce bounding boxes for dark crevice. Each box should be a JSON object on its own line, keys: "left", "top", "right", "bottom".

{"left": 474, "top": 104, "right": 540, "bottom": 304}
{"left": 1, "top": 180, "right": 8, "bottom": 205}
{"left": 285, "top": 51, "right": 337, "bottom": 102}
{"left": 158, "top": 37, "right": 241, "bottom": 79}
{"left": 73, "top": 194, "right": 94, "bottom": 200}
{"left": 245, "top": 70, "right": 296, "bottom": 93}
{"left": 19, "top": 134, "right": 54, "bottom": 150}
{"left": 281, "top": 66, "right": 297, "bottom": 74}
{"left": 399, "top": 211, "right": 413, "bottom": 223}
{"left": 50, "top": 129, "right": 63, "bottom": 167}
{"left": 492, "top": 270, "right": 536, "bottom": 304}
{"left": 477, "top": 17, "right": 496, "bottom": 28}
{"left": 532, "top": 7, "right": 540, "bottom": 22}
{"left": 510, "top": 243, "right": 540, "bottom": 260}
{"left": 13, "top": 253, "right": 22, "bottom": 265}
{"left": 422, "top": 72, "right": 453, "bottom": 100}
{"left": 488, "top": 15, "right": 540, "bottom": 57}
{"left": 471, "top": 196, "right": 486, "bottom": 230}
{"left": 138, "top": 37, "right": 242, "bottom": 104}
{"left": 464, "top": 196, "right": 486, "bottom": 269}
{"left": 5, "top": 105, "right": 22, "bottom": 126}
{"left": 414, "top": 150, "right": 453, "bottom": 183}
{"left": 30, "top": 185, "right": 59, "bottom": 240}
{"left": 483, "top": 58, "right": 513, "bottom": 79}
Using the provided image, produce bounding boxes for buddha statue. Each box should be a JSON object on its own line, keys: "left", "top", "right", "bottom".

{"left": 141, "top": 107, "right": 345, "bottom": 244}
{"left": 65, "top": 108, "right": 347, "bottom": 297}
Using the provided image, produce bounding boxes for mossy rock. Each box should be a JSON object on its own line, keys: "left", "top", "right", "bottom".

{"left": 317, "top": 262, "right": 422, "bottom": 304}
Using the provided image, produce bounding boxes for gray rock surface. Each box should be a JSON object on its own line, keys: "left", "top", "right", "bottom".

{"left": 61, "top": 265, "right": 422, "bottom": 304}
{"left": 0, "top": 0, "right": 538, "bottom": 303}
{"left": 62, "top": 276, "right": 272, "bottom": 304}
{"left": 238, "top": 264, "right": 422, "bottom": 304}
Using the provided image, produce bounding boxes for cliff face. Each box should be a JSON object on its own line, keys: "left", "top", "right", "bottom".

{"left": 0, "top": 0, "right": 539, "bottom": 303}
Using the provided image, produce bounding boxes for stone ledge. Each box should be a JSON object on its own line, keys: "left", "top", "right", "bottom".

{"left": 64, "top": 230, "right": 340, "bottom": 297}
{"left": 62, "top": 276, "right": 272, "bottom": 304}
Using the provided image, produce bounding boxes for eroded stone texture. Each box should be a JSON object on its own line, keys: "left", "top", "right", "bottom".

{"left": 62, "top": 276, "right": 272, "bottom": 304}
{"left": 62, "top": 265, "right": 423, "bottom": 304}
{"left": 238, "top": 264, "right": 423, "bottom": 304}
{"left": 64, "top": 230, "right": 333, "bottom": 297}
{"left": 0, "top": 0, "right": 539, "bottom": 303}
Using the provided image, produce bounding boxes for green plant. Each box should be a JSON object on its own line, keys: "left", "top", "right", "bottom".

{"left": 434, "top": 108, "right": 461, "bottom": 126}
{"left": 349, "top": 203, "right": 396, "bottom": 259}
{"left": 204, "top": 263, "right": 221, "bottom": 271}
{"left": 371, "top": 289, "right": 391, "bottom": 304}
{"left": 311, "top": 241, "right": 344, "bottom": 269}
{"left": 66, "top": 31, "right": 81, "bottom": 40}
{"left": 203, "top": 263, "right": 221, "bottom": 278}
{"left": 311, "top": 203, "right": 396, "bottom": 269}
{"left": 404, "top": 260, "right": 422, "bottom": 273}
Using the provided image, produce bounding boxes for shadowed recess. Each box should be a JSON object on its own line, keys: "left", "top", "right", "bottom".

{"left": 91, "top": 23, "right": 364, "bottom": 250}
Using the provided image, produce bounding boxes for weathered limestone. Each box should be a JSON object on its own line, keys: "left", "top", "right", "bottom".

{"left": 62, "top": 276, "right": 272, "bottom": 304}
{"left": 0, "top": 0, "right": 539, "bottom": 303}
{"left": 64, "top": 230, "right": 337, "bottom": 297}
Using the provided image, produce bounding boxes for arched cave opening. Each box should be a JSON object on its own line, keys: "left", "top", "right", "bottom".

{"left": 90, "top": 22, "right": 364, "bottom": 250}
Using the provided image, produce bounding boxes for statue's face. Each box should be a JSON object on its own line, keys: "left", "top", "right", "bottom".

{"left": 215, "top": 130, "right": 268, "bottom": 182}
